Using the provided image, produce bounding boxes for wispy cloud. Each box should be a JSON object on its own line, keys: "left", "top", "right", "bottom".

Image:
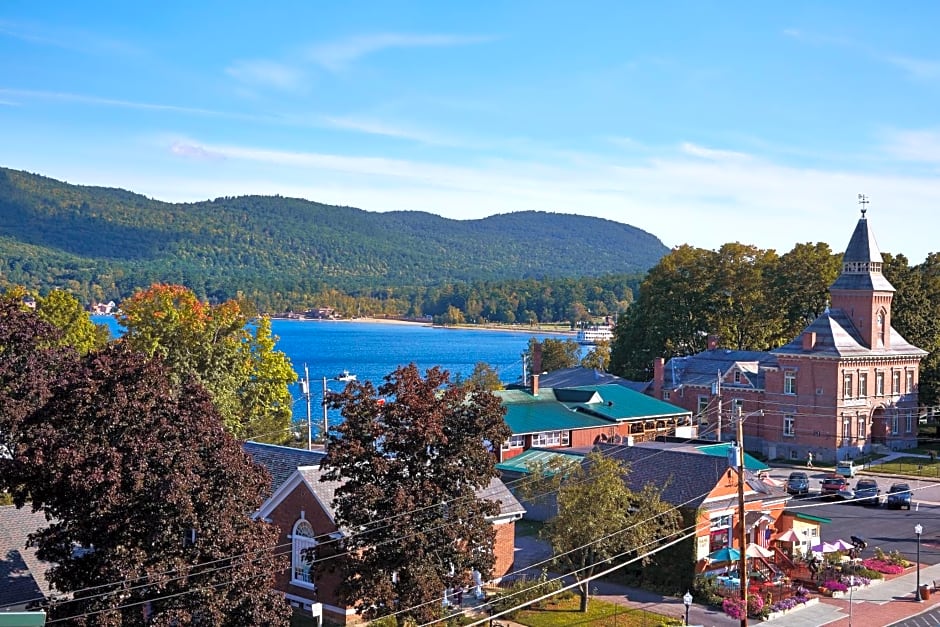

{"left": 781, "top": 28, "right": 852, "bottom": 47}
{"left": 0, "top": 18, "right": 141, "bottom": 56}
{"left": 225, "top": 60, "right": 306, "bottom": 91}
{"left": 883, "top": 55, "right": 940, "bottom": 81}
{"left": 170, "top": 141, "right": 225, "bottom": 161}
{"left": 680, "top": 142, "right": 751, "bottom": 162}
{"left": 881, "top": 129, "right": 940, "bottom": 164}
{"left": 322, "top": 114, "right": 468, "bottom": 147}
{"left": 307, "top": 33, "right": 492, "bottom": 71}
{"left": 0, "top": 88, "right": 276, "bottom": 123}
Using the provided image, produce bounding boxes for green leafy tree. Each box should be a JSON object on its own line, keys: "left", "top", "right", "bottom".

{"left": 118, "top": 284, "right": 296, "bottom": 441}
{"left": 35, "top": 288, "right": 110, "bottom": 355}
{"left": 770, "top": 242, "right": 840, "bottom": 340}
{"left": 468, "top": 361, "right": 504, "bottom": 390}
{"left": 523, "top": 452, "right": 680, "bottom": 612}
{"left": 529, "top": 337, "right": 581, "bottom": 373}
{"left": 318, "top": 364, "right": 511, "bottom": 625}
{"left": 4, "top": 346, "right": 291, "bottom": 626}
{"left": 580, "top": 340, "right": 611, "bottom": 371}
{"left": 711, "top": 243, "right": 782, "bottom": 350}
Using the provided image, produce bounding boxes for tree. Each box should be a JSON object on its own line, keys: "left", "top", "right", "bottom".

{"left": 318, "top": 364, "right": 511, "bottom": 625}
{"left": 0, "top": 292, "right": 75, "bottom": 464}
{"left": 580, "top": 340, "right": 611, "bottom": 371}
{"left": 529, "top": 337, "right": 581, "bottom": 373}
{"left": 4, "top": 346, "right": 291, "bottom": 626}
{"left": 770, "top": 242, "right": 840, "bottom": 341}
{"left": 118, "top": 284, "right": 296, "bottom": 441}
{"left": 468, "top": 361, "right": 503, "bottom": 390}
{"left": 523, "top": 451, "right": 680, "bottom": 612}
{"left": 35, "top": 288, "right": 110, "bottom": 354}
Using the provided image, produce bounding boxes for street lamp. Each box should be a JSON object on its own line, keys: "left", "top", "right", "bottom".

{"left": 735, "top": 408, "right": 764, "bottom": 627}
{"left": 683, "top": 590, "right": 693, "bottom": 625}
{"left": 915, "top": 524, "right": 923, "bottom": 601}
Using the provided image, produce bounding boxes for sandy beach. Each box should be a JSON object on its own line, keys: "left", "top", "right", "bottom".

{"left": 280, "top": 315, "right": 577, "bottom": 337}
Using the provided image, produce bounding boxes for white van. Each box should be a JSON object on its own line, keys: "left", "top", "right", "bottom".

{"left": 836, "top": 460, "right": 857, "bottom": 478}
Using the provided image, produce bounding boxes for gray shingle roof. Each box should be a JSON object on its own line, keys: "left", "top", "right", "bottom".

{"left": 297, "top": 468, "right": 525, "bottom": 519}
{"left": 661, "top": 350, "right": 779, "bottom": 391}
{"left": 593, "top": 443, "right": 788, "bottom": 510}
{"left": 242, "top": 442, "right": 326, "bottom": 496}
{"left": 0, "top": 505, "right": 53, "bottom": 611}
{"left": 773, "top": 309, "right": 927, "bottom": 358}
{"left": 830, "top": 214, "right": 895, "bottom": 292}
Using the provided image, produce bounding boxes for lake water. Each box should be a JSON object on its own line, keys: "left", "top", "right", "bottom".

{"left": 92, "top": 316, "right": 571, "bottom": 432}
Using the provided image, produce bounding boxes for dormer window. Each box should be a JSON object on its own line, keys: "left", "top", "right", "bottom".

{"left": 733, "top": 371, "right": 742, "bottom": 384}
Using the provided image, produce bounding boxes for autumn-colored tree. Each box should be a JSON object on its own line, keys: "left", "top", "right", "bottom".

{"left": 529, "top": 337, "right": 581, "bottom": 373}
{"left": 35, "top": 288, "right": 110, "bottom": 354}
{"left": 523, "top": 452, "right": 680, "bottom": 612}
{"left": 5, "top": 346, "right": 291, "bottom": 626}
{"left": 580, "top": 340, "right": 611, "bottom": 371}
{"left": 468, "top": 361, "right": 504, "bottom": 390}
{"left": 319, "top": 364, "right": 511, "bottom": 625}
{"left": 118, "top": 284, "right": 296, "bottom": 441}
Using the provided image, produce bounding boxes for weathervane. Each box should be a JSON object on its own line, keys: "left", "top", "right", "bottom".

{"left": 858, "top": 193, "right": 869, "bottom": 217}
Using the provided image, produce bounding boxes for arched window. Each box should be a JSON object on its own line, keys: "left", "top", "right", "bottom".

{"left": 292, "top": 519, "right": 317, "bottom": 587}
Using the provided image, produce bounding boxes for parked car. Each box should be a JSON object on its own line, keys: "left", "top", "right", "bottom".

{"left": 853, "top": 479, "right": 881, "bottom": 505}
{"left": 886, "top": 483, "right": 913, "bottom": 510}
{"left": 786, "top": 471, "right": 810, "bottom": 496}
{"left": 836, "top": 460, "right": 858, "bottom": 478}
{"left": 821, "top": 475, "right": 850, "bottom": 498}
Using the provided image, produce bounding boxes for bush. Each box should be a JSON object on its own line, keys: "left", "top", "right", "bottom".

{"left": 844, "top": 565, "right": 883, "bottom": 580}
{"left": 822, "top": 580, "right": 848, "bottom": 593}
{"left": 489, "top": 570, "right": 562, "bottom": 617}
{"left": 862, "top": 559, "right": 904, "bottom": 575}
{"left": 722, "top": 597, "right": 745, "bottom": 620}
{"left": 888, "top": 549, "right": 912, "bottom": 567}
{"left": 692, "top": 577, "right": 723, "bottom": 608}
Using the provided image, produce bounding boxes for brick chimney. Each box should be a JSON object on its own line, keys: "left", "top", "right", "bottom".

{"left": 532, "top": 343, "right": 543, "bottom": 376}
{"left": 653, "top": 357, "right": 665, "bottom": 392}
{"left": 802, "top": 331, "right": 816, "bottom": 351}
{"left": 531, "top": 373, "right": 540, "bottom": 397}
{"left": 707, "top": 334, "right": 719, "bottom": 350}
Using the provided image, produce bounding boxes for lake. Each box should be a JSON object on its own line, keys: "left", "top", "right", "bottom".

{"left": 92, "top": 316, "right": 572, "bottom": 434}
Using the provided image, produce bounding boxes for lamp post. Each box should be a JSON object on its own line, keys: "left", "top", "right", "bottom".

{"left": 848, "top": 574, "right": 855, "bottom": 626}
{"left": 735, "top": 408, "right": 764, "bottom": 627}
{"left": 683, "top": 590, "right": 693, "bottom": 625}
{"left": 916, "top": 524, "right": 923, "bottom": 601}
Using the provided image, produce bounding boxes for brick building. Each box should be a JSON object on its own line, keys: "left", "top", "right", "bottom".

{"left": 651, "top": 210, "right": 927, "bottom": 463}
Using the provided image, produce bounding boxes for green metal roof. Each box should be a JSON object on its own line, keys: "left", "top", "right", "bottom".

{"left": 696, "top": 443, "right": 770, "bottom": 471}
{"left": 496, "top": 384, "right": 690, "bottom": 436}
{"left": 789, "top": 511, "right": 832, "bottom": 524}
{"left": 0, "top": 613, "right": 46, "bottom": 627}
{"left": 561, "top": 385, "right": 691, "bottom": 420}
{"left": 495, "top": 448, "right": 585, "bottom": 474}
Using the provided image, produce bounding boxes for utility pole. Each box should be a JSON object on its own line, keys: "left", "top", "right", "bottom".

{"left": 714, "top": 371, "right": 722, "bottom": 442}
{"left": 301, "top": 364, "right": 312, "bottom": 451}
{"left": 736, "top": 407, "right": 747, "bottom": 627}
{"left": 322, "top": 376, "right": 329, "bottom": 446}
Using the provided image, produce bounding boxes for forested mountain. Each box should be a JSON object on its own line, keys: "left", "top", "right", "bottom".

{"left": 0, "top": 167, "right": 668, "bottom": 312}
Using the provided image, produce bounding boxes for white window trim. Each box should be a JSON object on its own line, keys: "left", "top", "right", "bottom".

{"left": 291, "top": 519, "right": 318, "bottom": 590}
{"left": 783, "top": 415, "right": 795, "bottom": 437}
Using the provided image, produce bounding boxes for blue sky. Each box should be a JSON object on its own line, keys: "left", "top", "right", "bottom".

{"left": 2, "top": 1, "right": 939, "bottom": 261}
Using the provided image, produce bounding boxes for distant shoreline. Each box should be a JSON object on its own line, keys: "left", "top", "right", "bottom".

{"left": 270, "top": 315, "right": 578, "bottom": 337}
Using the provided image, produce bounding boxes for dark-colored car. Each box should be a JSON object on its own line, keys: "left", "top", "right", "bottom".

{"left": 853, "top": 479, "right": 881, "bottom": 506}
{"left": 821, "top": 475, "right": 849, "bottom": 498}
{"left": 786, "top": 471, "right": 810, "bottom": 496}
{"left": 886, "top": 483, "right": 913, "bottom": 510}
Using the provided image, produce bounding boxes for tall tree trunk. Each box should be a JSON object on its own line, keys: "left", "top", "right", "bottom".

{"left": 579, "top": 581, "right": 589, "bottom": 612}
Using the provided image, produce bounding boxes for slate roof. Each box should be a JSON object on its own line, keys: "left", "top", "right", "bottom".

{"left": 830, "top": 214, "right": 895, "bottom": 293}
{"left": 0, "top": 506, "right": 52, "bottom": 611}
{"left": 593, "top": 443, "right": 788, "bottom": 510}
{"left": 496, "top": 384, "right": 689, "bottom": 435}
{"left": 773, "top": 308, "right": 927, "bottom": 358}
{"left": 297, "top": 468, "right": 526, "bottom": 520}
{"left": 661, "top": 349, "right": 779, "bottom": 391}
{"left": 242, "top": 442, "right": 326, "bottom": 496}
{"left": 530, "top": 367, "right": 650, "bottom": 393}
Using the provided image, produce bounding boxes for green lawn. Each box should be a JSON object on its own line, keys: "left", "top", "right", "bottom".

{"left": 509, "top": 595, "right": 682, "bottom": 627}
{"left": 866, "top": 457, "right": 940, "bottom": 478}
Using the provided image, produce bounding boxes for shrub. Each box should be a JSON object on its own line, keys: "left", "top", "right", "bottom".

{"left": 874, "top": 546, "right": 886, "bottom": 561}
{"left": 822, "top": 580, "right": 848, "bottom": 592}
{"left": 489, "top": 570, "right": 561, "bottom": 617}
{"left": 692, "top": 577, "right": 723, "bottom": 608}
{"left": 888, "top": 549, "right": 912, "bottom": 567}
{"left": 747, "top": 593, "right": 768, "bottom": 619}
{"left": 862, "top": 559, "right": 904, "bottom": 575}
{"left": 722, "top": 597, "right": 745, "bottom": 620}
{"left": 845, "top": 565, "right": 883, "bottom": 580}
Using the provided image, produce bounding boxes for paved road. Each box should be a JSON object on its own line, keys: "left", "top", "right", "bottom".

{"left": 765, "top": 467, "right": 940, "bottom": 565}
{"left": 889, "top": 604, "right": 940, "bottom": 627}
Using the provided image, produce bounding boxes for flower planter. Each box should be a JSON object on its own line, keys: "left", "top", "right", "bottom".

{"left": 765, "top": 596, "right": 818, "bottom": 622}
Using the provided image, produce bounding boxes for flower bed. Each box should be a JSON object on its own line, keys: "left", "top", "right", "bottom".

{"left": 862, "top": 559, "right": 905, "bottom": 575}
{"left": 765, "top": 595, "right": 818, "bottom": 621}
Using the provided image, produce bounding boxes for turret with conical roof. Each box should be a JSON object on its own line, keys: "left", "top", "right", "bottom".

{"left": 829, "top": 208, "right": 895, "bottom": 349}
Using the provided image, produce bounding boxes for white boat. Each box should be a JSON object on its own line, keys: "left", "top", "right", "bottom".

{"left": 335, "top": 370, "right": 357, "bottom": 382}
{"left": 576, "top": 326, "right": 614, "bottom": 345}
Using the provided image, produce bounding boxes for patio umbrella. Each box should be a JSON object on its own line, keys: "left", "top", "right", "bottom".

{"left": 774, "top": 529, "right": 800, "bottom": 543}
{"left": 745, "top": 543, "right": 775, "bottom": 558}
{"left": 831, "top": 539, "right": 855, "bottom": 552}
{"left": 811, "top": 542, "right": 840, "bottom": 553}
{"left": 707, "top": 547, "right": 741, "bottom": 563}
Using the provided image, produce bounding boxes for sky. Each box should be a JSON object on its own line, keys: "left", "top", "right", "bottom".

{"left": 2, "top": 1, "right": 939, "bottom": 262}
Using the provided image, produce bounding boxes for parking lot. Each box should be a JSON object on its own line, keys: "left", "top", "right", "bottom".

{"left": 766, "top": 467, "right": 940, "bottom": 566}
